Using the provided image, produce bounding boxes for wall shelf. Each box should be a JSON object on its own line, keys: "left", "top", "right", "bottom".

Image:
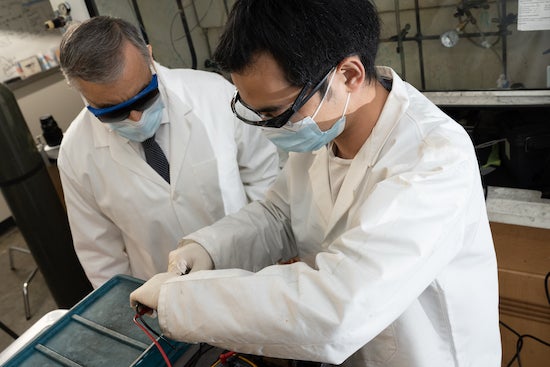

{"left": 423, "top": 89, "right": 550, "bottom": 106}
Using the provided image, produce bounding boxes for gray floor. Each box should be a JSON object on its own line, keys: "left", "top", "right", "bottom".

{"left": 0, "top": 224, "right": 57, "bottom": 352}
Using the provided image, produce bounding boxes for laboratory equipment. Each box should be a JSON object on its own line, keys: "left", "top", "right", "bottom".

{"left": 0, "top": 82, "right": 92, "bottom": 309}
{"left": 0, "top": 275, "right": 190, "bottom": 367}
{"left": 44, "top": 2, "right": 72, "bottom": 30}
{"left": 39, "top": 114, "right": 63, "bottom": 161}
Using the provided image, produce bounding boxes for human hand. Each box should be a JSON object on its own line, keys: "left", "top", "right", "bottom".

{"left": 168, "top": 241, "right": 213, "bottom": 273}
{"left": 129, "top": 272, "right": 181, "bottom": 312}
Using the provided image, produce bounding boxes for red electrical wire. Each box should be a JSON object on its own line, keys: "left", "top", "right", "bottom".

{"left": 133, "top": 314, "right": 173, "bottom": 367}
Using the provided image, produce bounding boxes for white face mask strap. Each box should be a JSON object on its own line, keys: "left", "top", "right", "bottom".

{"left": 312, "top": 68, "right": 337, "bottom": 119}
{"left": 342, "top": 92, "right": 351, "bottom": 118}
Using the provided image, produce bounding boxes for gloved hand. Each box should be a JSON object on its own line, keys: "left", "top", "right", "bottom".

{"left": 167, "top": 241, "right": 214, "bottom": 273}
{"left": 129, "top": 272, "right": 180, "bottom": 312}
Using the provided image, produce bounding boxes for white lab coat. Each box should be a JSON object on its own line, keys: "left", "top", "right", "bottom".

{"left": 157, "top": 67, "right": 501, "bottom": 366}
{"left": 57, "top": 64, "right": 279, "bottom": 288}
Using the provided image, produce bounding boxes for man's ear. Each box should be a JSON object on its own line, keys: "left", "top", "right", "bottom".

{"left": 338, "top": 56, "right": 367, "bottom": 93}
{"left": 147, "top": 44, "right": 154, "bottom": 61}
{"left": 147, "top": 45, "right": 157, "bottom": 73}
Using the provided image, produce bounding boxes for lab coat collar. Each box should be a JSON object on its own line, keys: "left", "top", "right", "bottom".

{"left": 358, "top": 66, "right": 409, "bottom": 167}
{"left": 309, "top": 66, "right": 410, "bottom": 232}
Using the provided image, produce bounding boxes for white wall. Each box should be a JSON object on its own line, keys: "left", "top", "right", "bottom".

{"left": 0, "top": 0, "right": 89, "bottom": 222}
{"left": 0, "top": 70, "right": 85, "bottom": 222}
{"left": 13, "top": 72, "right": 85, "bottom": 142}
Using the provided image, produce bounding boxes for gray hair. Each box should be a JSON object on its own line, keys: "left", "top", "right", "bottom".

{"left": 59, "top": 16, "right": 150, "bottom": 86}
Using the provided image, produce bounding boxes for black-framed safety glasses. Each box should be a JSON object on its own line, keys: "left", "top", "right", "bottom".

{"left": 87, "top": 74, "right": 160, "bottom": 123}
{"left": 230, "top": 68, "right": 333, "bottom": 128}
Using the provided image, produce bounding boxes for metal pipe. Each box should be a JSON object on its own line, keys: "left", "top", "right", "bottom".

{"left": 499, "top": 0, "right": 508, "bottom": 79}
{"left": 381, "top": 31, "right": 504, "bottom": 43}
{"left": 414, "top": 0, "right": 426, "bottom": 90}
{"left": 394, "top": 0, "right": 407, "bottom": 80}
{"left": 176, "top": 0, "right": 198, "bottom": 69}
{"left": 23, "top": 267, "right": 39, "bottom": 320}
{"left": 131, "top": 0, "right": 150, "bottom": 44}
{"left": 0, "top": 321, "right": 18, "bottom": 340}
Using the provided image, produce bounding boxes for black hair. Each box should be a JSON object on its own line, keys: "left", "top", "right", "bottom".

{"left": 213, "top": 0, "right": 381, "bottom": 87}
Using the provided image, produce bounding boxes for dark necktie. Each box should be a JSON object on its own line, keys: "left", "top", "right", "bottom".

{"left": 142, "top": 135, "right": 170, "bottom": 183}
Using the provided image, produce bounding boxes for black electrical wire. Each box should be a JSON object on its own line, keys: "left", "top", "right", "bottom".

{"left": 498, "top": 272, "right": 550, "bottom": 367}
{"left": 135, "top": 307, "right": 177, "bottom": 350}
{"left": 133, "top": 306, "right": 217, "bottom": 367}
{"left": 134, "top": 314, "right": 173, "bottom": 367}
{"left": 170, "top": 0, "right": 217, "bottom": 68}
{"left": 544, "top": 272, "right": 550, "bottom": 305}
{"left": 176, "top": 0, "right": 197, "bottom": 69}
{"left": 499, "top": 321, "right": 550, "bottom": 367}
{"left": 184, "top": 343, "right": 215, "bottom": 367}
{"left": 130, "top": 0, "right": 150, "bottom": 44}
{"left": 170, "top": 11, "right": 186, "bottom": 66}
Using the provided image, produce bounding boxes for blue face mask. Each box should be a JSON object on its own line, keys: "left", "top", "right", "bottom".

{"left": 260, "top": 70, "right": 351, "bottom": 152}
{"left": 107, "top": 97, "right": 165, "bottom": 142}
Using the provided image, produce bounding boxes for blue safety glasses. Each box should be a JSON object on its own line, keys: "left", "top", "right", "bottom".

{"left": 87, "top": 74, "right": 160, "bottom": 123}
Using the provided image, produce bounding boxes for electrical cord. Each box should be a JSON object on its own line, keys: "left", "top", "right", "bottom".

{"left": 134, "top": 313, "right": 173, "bottom": 367}
{"left": 133, "top": 304, "right": 216, "bottom": 367}
{"left": 176, "top": 0, "right": 197, "bottom": 69}
{"left": 185, "top": 343, "right": 215, "bottom": 367}
{"left": 170, "top": 0, "right": 216, "bottom": 67}
{"left": 499, "top": 272, "right": 550, "bottom": 367}
{"left": 545, "top": 272, "right": 550, "bottom": 305}
{"left": 138, "top": 314, "right": 177, "bottom": 350}
{"left": 133, "top": 304, "right": 175, "bottom": 367}
{"left": 499, "top": 321, "right": 550, "bottom": 367}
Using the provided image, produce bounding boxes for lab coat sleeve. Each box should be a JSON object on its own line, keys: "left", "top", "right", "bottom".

{"left": 183, "top": 167, "right": 296, "bottom": 271}
{"left": 233, "top": 118, "right": 280, "bottom": 202}
{"left": 157, "top": 136, "right": 480, "bottom": 363}
{"left": 57, "top": 154, "right": 130, "bottom": 288}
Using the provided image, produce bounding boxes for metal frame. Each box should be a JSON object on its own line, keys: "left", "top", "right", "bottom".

{"left": 382, "top": 0, "right": 513, "bottom": 91}
{"left": 8, "top": 246, "right": 39, "bottom": 320}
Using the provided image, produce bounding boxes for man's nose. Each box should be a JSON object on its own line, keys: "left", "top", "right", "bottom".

{"left": 128, "top": 110, "right": 143, "bottom": 122}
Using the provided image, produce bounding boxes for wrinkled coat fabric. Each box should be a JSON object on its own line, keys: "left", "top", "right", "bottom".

{"left": 157, "top": 67, "right": 501, "bottom": 366}
{"left": 58, "top": 64, "right": 279, "bottom": 288}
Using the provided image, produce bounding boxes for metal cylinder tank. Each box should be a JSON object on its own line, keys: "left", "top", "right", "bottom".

{"left": 0, "top": 82, "right": 92, "bottom": 308}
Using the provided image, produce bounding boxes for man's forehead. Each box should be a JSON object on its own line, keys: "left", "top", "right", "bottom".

{"left": 231, "top": 71, "right": 298, "bottom": 113}
{"left": 230, "top": 54, "right": 298, "bottom": 111}
{"left": 78, "top": 61, "right": 152, "bottom": 108}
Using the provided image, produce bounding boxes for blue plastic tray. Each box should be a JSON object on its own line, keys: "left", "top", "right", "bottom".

{"left": 1, "top": 274, "right": 190, "bottom": 366}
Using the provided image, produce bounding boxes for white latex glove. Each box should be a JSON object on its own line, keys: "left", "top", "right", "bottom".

{"left": 167, "top": 241, "right": 214, "bottom": 273}
{"left": 129, "top": 272, "right": 180, "bottom": 312}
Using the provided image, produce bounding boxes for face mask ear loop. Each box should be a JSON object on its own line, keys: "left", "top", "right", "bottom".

{"left": 312, "top": 68, "right": 337, "bottom": 120}
{"left": 150, "top": 63, "right": 157, "bottom": 76}
{"left": 341, "top": 92, "right": 351, "bottom": 118}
